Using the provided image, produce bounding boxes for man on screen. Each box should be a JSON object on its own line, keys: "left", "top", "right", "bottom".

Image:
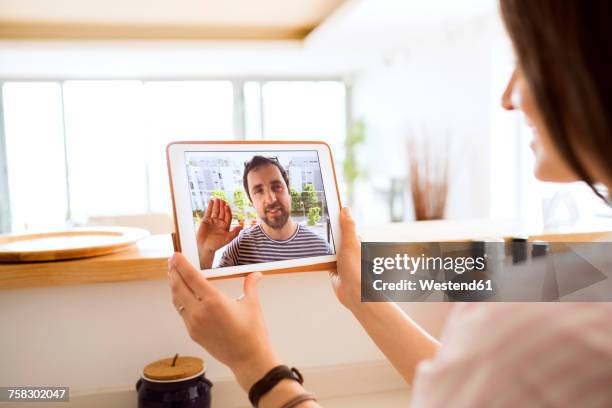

{"left": 196, "top": 155, "right": 332, "bottom": 269}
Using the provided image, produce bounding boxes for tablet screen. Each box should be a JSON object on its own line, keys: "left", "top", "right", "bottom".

{"left": 184, "top": 150, "right": 336, "bottom": 270}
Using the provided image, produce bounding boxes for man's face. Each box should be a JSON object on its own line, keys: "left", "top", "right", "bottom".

{"left": 247, "top": 164, "right": 292, "bottom": 230}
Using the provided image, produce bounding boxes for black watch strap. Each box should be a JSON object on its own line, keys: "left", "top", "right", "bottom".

{"left": 248, "top": 365, "right": 304, "bottom": 407}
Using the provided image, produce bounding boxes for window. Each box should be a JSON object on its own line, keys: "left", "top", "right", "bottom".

{"left": 2, "top": 82, "right": 67, "bottom": 231}
{"left": 143, "top": 81, "right": 234, "bottom": 214}
{"left": 244, "top": 81, "right": 346, "bottom": 158}
{"left": 63, "top": 80, "right": 148, "bottom": 220}
{"left": 0, "top": 79, "right": 347, "bottom": 233}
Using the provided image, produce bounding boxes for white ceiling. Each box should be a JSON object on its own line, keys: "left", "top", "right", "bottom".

{"left": 336, "top": 0, "right": 496, "bottom": 25}
{"left": 0, "top": 0, "right": 345, "bottom": 40}
{"left": 0, "top": 0, "right": 343, "bottom": 26}
{"left": 0, "top": 0, "right": 500, "bottom": 77}
{"left": 0, "top": 0, "right": 496, "bottom": 42}
{"left": 308, "top": 0, "right": 498, "bottom": 50}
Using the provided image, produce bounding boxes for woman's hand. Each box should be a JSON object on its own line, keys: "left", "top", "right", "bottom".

{"left": 168, "top": 253, "right": 281, "bottom": 391}
{"left": 329, "top": 207, "right": 362, "bottom": 311}
{"left": 329, "top": 208, "right": 440, "bottom": 385}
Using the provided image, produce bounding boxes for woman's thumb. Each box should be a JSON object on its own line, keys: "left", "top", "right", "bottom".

{"left": 340, "top": 207, "right": 357, "bottom": 237}
{"left": 243, "top": 271, "right": 263, "bottom": 299}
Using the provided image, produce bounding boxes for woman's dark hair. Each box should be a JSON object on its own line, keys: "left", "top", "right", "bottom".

{"left": 243, "top": 156, "right": 290, "bottom": 201}
{"left": 500, "top": 0, "right": 612, "bottom": 201}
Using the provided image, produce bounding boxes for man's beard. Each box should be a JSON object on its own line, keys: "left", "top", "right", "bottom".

{"left": 261, "top": 202, "right": 290, "bottom": 230}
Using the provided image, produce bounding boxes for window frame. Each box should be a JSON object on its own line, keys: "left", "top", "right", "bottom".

{"left": 0, "top": 85, "right": 11, "bottom": 233}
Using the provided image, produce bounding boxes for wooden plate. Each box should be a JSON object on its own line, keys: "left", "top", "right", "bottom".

{"left": 0, "top": 227, "right": 150, "bottom": 263}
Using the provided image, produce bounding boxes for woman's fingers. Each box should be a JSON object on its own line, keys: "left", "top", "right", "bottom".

{"left": 242, "top": 272, "right": 263, "bottom": 301}
{"left": 170, "top": 253, "right": 219, "bottom": 299}
{"left": 340, "top": 207, "right": 358, "bottom": 244}
{"left": 169, "top": 265, "right": 199, "bottom": 313}
{"left": 340, "top": 207, "right": 354, "bottom": 229}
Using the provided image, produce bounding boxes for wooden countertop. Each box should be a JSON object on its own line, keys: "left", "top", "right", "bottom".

{"left": 0, "top": 234, "right": 173, "bottom": 290}
{"left": 1, "top": 219, "right": 610, "bottom": 290}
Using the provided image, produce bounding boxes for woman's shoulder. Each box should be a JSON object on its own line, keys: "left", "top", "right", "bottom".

{"left": 441, "top": 302, "right": 612, "bottom": 353}
{"left": 412, "top": 303, "right": 612, "bottom": 407}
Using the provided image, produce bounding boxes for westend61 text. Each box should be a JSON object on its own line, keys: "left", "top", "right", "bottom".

{"left": 373, "top": 279, "right": 493, "bottom": 292}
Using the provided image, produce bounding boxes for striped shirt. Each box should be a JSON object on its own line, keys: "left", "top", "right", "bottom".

{"left": 217, "top": 224, "right": 332, "bottom": 267}
{"left": 411, "top": 302, "right": 612, "bottom": 408}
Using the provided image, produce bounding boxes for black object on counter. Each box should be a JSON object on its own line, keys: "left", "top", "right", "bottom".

{"left": 136, "top": 374, "right": 212, "bottom": 408}
{"left": 532, "top": 241, "right": 550, "bottom": 258}
{"left": 137, "top": 355, "right": 212, "bottom": 408}
{"left": 511, "top": 237, "right": 528, "bottom": 264}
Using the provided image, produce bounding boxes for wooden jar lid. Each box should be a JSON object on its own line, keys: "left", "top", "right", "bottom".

{"left": 143, "top": 355, "right": 204, "bottom": 381}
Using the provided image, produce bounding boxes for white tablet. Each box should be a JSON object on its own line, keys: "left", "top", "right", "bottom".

{"left": 167, "top": 141, "right": 342, "bottom": 279}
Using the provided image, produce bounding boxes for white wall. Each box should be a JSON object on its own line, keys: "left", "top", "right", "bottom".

{"left": 0, "top": 274, "right": 451, "bottom": 394}
{"left": 350, "top": 15, "right": 509, "bottom": 223}
{"left": 0, "top": 40, "right": 371, "bottom": 79}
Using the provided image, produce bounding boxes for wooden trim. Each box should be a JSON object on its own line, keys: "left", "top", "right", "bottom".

{"left": 0, "top": 21, "right": 315, "bottom": 40}
{"left": 527, "top": 231, "right": 612, "bottom": 243}
{"left": 166, "top": 140, "right": 342, "bottom": 279}
{"left": 0, "top": 257, "right": 168, "bottom": 290}
{"left": 0, "top": 234, "right": 171, "bottom": 290}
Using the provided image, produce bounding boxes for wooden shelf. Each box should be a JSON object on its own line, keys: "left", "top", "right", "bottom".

{"left": 0, "top": 234, "right": 173, "bottom": 290}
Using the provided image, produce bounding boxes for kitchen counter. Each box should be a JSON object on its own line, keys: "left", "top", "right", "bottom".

{"left": 0, "top": 234, "right": 172, "bottom": 290}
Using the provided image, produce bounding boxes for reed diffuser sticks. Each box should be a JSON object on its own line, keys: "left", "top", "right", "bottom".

{"left": 406, "top": 136, "right": 449, "bottom": 220}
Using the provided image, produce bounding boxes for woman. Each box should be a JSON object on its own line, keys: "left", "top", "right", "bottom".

{"left": 168, "top": 1, "right": 612, "bottom": 406}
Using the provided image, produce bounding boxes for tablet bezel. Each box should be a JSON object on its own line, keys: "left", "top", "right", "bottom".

{"left": 167, "top": 141, "right": 342, "bottom": 279}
